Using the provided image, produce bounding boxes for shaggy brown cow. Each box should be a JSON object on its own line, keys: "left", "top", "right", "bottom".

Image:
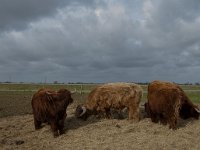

{"left": 145, "top": 80, "right": 200, "bottom": 129}
{"left": 75, "top": 82, "right": 143, "bottom": 121}
{"left": 31, "top": 88, "right": 73, "bottom": 137}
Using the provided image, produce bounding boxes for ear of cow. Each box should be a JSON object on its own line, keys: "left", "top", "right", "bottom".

{"left": 79, "top": 106, "right": 87, "bottom": 117}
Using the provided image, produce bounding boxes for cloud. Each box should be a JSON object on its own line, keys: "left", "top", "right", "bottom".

{"left": 0, "top": 0, "right": 200, "bottom": 83}
{"left": 0, "top": 0, "right": 103, "bottom": 31}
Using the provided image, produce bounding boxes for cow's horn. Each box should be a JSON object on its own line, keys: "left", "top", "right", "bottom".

{"left": 79, "top": 106, "right": 87, "bottom": 117}
{"left": 46, "top": 91, "right": 52, "bottom": 95}
{"left": 195, "top": 107, "right": 200, "bottom": 113}
{"left": 71, "top": 88, "right": 77, "bottom": 94}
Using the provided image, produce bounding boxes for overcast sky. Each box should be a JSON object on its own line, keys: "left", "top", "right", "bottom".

{"left": 0, "top": 0, "right": 200, "bottom": 83}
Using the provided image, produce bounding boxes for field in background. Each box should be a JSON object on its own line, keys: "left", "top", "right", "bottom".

{"left": 0, "top": 83, "right": 200, "bottom": 118}
{"left": 1, "top": 83, "right": 200, "bottom": 149}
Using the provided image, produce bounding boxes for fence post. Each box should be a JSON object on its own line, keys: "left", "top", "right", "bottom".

{"left": 80, "top": 84, "right": 83, "bottom": 102}
{"left": 80, "top": 84, "right": 83, "bottom": 94}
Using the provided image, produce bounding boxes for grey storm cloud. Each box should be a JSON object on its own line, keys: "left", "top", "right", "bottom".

{"left": 0, "top": 0, "right": 102, "bottom": 31}
{"left": 0, "top": 0, "right": 200, "bottom": 83}
{"left": 0, "top": 0, "right": 63, "bottom": 31}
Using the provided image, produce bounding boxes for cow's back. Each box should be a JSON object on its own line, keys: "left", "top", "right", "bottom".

{"left": 31, "top": 89, "right": 55, "bottom": 122}
{"left": 148, "top": 83, "right": 181, "bottom": 113}
{"left": 32, "top": 90, "right": 46, "bottom": 121}
{"left": 86, "top": 83, "right": 142, "bottom": 110}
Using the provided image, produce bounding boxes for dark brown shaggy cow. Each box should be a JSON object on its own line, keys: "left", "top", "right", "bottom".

{"left": 145, "top": 80, "right": 200, "bottom": 129}
{"left": 31, "top": 88, "right": 73, "bottom": 137}
{"left": 75, "top": 82, "right": 143, "bottom": 121}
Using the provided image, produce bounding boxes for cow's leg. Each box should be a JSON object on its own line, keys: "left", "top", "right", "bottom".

{"left": 168, "top": 100, "right": 180, "bottom": 130}
{"left": 168, "top": 116, "right": 177, "bottom": 130}
{"left": 150, "top": 112, "right": 159, "bottom": 123}
{"left": 167, "top": 110, "right": 178, "bottom": 130}
{"left": 128, "top": 107, "right": 133, "bottom": 120}
{"left": 105, "top": 108, "right": 111, "bottom": 119}
{"left": 128, "top": 105, "right": 140, "bottom": 121}
{"left": 58, "top": 113, "right": 67, "bottom": 135}
{"left": 160, "top": 113, "right": 167, "bottom": 125}
{"left": 34, "top": 117, "right": 41, "bottom": 130}
{"left": 50, "top": 120, "right": 59, "bottom": 137}
{"left": 58, "top": 122, "right": 65, "bottom": 135}
{"left": 133, "top": 107, "right": 140, "bottom": 121}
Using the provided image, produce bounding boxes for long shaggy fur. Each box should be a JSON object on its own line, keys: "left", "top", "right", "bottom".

{"left": 31, "top": 88, "right": 73, "bottom": 137}
{"left": 146, "top": 80, "right": 199, "bottom": 129}
{"left": 76, "top": 82, "right": 143, "bottom": 121}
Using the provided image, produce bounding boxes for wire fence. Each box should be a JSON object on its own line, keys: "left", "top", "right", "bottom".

{"left": 0, "top": 89, "right": 200, "bottom": 93}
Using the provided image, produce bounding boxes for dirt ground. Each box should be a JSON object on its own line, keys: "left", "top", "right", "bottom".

{"left": 1, "top": 104, "right": 200, "bottom": 150}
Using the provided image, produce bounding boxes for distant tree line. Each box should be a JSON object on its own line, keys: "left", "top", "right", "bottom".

{"left": 0, "top": 81, "right": 200, "bottom": 86}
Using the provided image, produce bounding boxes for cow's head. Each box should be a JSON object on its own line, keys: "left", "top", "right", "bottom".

{"left": 57, "top": 89, "right": 74, "bottom": 104}
{"left": 192, "top": 106, "right": 200, "bottom": 119}
{"left": 75, "top": 105, "right": 89, "bottom": 120}
{"left": 180, "top": 103, "right": 200, "bottom": 119}
{"left": 45, "top": 89, "right": 74, "bottom": 105}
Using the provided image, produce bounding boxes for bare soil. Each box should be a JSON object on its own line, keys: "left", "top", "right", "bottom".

{"left": 1, "top": 104, "right": 200, "bottom": 150}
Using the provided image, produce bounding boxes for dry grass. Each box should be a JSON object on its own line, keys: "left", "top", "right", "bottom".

{"left": 1, "top": 104, "right": 200, "bottom": 150}
{"left": 0, "top": 84, "right": 200, "bottom": 149}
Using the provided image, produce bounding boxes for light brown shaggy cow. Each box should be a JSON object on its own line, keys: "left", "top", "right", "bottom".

{"left": 145, "top": 80, "right": 200, "bottom": 129}
{"left": 75, "top": 82, "right": 143, "bottom": 121}
{"left": 31, "top": 88, "right": 73, "bottom": 137}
